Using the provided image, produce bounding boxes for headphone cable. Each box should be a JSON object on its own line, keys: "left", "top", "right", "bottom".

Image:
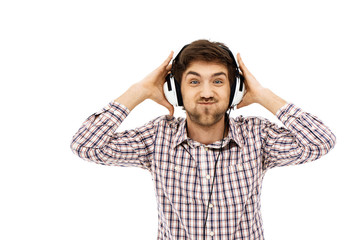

{"left": 203, "top": 109, "right": 231, "bottom": 240}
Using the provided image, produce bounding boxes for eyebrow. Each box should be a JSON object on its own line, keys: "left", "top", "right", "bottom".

{"left": 185, "top": 71, "right": 227, "bottom": 78}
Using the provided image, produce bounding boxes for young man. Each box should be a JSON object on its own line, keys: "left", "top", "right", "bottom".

{"left": 71, "top": 40, "right": 336, "bottom": 239}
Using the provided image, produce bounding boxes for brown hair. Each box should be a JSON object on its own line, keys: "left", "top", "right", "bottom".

{"left": 172, "top": 39, "right": 237, "bottom": 86}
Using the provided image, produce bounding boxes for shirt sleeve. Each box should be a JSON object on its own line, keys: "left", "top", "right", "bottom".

{"left": 70, "top": 101, "right": 155, "bottom": 170}
{"left": 261, "top": 103, "right": 336, "bottom": 169}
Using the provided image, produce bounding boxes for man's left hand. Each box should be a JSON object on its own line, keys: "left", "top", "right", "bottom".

{"left": 236, "top": 53, "right": 265, "bottom": 109}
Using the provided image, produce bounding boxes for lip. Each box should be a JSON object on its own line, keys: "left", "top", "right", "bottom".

{"left": 198, "top": 102, "right": 216, "bottom": 105}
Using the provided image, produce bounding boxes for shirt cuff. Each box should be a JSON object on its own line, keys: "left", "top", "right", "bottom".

{"left": 276, "top": 103, "right": 304, "bottom": 127}
{"left": 93, "top": 101, "right": 131, "bottom": 127}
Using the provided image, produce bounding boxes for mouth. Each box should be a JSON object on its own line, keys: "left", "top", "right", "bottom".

{"left": 198, "top": 101, "right": 216, "bottom": 105}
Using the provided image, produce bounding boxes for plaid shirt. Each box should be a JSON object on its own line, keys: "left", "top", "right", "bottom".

{"left": 71, "top": 102, "right": 336, "bottom": 240}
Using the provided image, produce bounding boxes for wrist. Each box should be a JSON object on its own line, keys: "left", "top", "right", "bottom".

{"left": 253, "top": 86, "right": 268, "bottom": 104}
{"left": 256, "top": 88, "right": 287, "bottom": 115}
{"left": 132, "top": 82, "right": 150, "bottom": 102}
{"left": 114, "top": 83, "right": 148, "bottom": 111}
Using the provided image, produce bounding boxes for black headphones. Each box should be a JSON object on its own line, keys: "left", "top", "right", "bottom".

{"left": 163, "top": 44, "right": 246, "bottom": 109}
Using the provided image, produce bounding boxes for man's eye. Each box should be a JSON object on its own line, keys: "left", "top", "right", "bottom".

{"left": 190, "top": 80, "right": 200, "bottom": 84}
{"left": 214, "top": 79, "right": 223, "bottom": 84}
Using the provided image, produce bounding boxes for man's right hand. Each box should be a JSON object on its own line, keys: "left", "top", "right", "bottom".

{"left": 114, "top": 51, "right": 175, "bottom": 116}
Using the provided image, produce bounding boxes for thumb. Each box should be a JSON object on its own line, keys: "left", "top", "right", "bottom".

{"left": 236, "top": 95, "right": 250, "bottom": 109}
{"left": 159, "top": 98, "right": 174, "bottom": 116}
{"left": 167, "top": 104, "right": 175, "bottom": 117}
{"left": 236, "top": 100, "right": 246, "bottom": 109}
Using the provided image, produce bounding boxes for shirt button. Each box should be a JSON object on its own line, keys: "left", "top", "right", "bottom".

{"left": 204, "top": 147, "right": 208, "bottom": 151}
{"left": 209, "top": 203, "right": 214, "bottom": 208}
{"left": 174, "top": 166, "right": 179, "bottom": 171}
{"left": 209, "top": 231, "right": 214, "bottom": 236}
{"left": 206, "top": 175, "right": 211, "bottom": 180}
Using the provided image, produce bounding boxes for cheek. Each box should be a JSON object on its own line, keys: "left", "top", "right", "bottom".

{"left": 183, "top": 94, "right": 196, "bottom": 108}
{"left": 222, "top": 88, "right": 231, "bottom": 102}
{"left": 181, "top": 87, "right": 195, "bottom": 102}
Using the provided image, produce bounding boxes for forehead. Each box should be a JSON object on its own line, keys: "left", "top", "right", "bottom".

{"left": 183, "top": 60, "right": 228, "bottom": 77}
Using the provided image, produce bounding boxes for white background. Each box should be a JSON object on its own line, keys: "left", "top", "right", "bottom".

{"left": 1, "top": 0, "right": 359, "bottom": 239}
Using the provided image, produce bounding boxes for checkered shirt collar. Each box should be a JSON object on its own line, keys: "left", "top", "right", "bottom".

{"left": 171, "top": 117, "right": 245, "bottom": 149}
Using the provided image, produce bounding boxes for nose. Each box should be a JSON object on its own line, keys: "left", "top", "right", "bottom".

{"left": 200, "top": 82, "right": 214, "bottom": 99}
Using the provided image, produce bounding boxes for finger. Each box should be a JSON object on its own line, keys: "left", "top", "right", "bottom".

{"left": 166, "top": 63, "right": 172, "bottom": 72}
{"left": 162, "top": 51, "right": 174, "bottom": 67}
{"left": 236, "top": 53, "right": 248, "bottom": 75}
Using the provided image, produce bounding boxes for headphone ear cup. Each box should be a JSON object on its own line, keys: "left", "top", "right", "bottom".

{"left": 230, "top": 74, "right": 246, "bottom": 108}
{"left": 174, "top": 79, "right": 183, "bottom": 106}
{"left": 163, "top": 74, "right": 183, "bottom": 107}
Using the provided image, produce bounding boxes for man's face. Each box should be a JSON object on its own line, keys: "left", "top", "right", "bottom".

{"left": 181, "top": 60, "right": 231, "bottom": 127}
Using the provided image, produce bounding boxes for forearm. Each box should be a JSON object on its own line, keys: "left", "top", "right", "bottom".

{"left": 70, "top": 101, "right": 155, "bottom": 169}
{"left": 256, "top": 88, "right": 287, "bottom": 115}
{"left": 71, "top": 102, "right": 130, "bottom": 162}
{"left": 114, "top": 83, "right": 148, "bottom": 111}
{"left": 263, "top": 103, "right": 336, "bottom": 168}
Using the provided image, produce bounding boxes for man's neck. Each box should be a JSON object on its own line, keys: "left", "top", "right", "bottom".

{"left": 186, "top": 116, "right": 228, "bottom": 145}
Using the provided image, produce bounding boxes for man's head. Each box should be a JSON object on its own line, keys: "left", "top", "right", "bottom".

{"left": 169, "top": 40, "right": 238, "bottom": 127}
{"left": 163, "top": 39, "right": 244, "bottom": 127}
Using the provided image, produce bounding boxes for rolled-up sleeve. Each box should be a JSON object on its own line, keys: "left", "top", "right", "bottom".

{"left": 70, "top": 101, "right": 155, "bottom": 170}
{"left": 262, "top": 103, "right": 336, "bottom": 169}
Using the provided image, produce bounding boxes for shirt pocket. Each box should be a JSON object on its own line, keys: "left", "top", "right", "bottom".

{"left": 217, "top": 160, "right": 256, "bottom": 207}
{"left": 162, "top": 161, "right": 198, "bottom": 204}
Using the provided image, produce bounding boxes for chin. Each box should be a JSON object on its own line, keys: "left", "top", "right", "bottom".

{"left": 188, "top": 112, "right": 226, "bottom": 127}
